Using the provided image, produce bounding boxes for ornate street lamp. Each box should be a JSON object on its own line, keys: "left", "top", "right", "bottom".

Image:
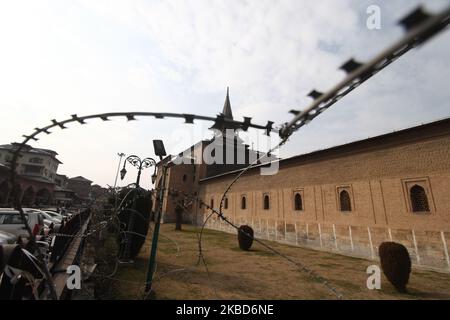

{"left": 120, "top": 155, "right": 157, "bottom": 188}
{"left": 120, "top": 167, "right": 127, "bottom": 180}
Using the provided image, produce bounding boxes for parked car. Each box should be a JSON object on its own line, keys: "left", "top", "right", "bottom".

{"left": 41, "top": 211, "right": 62, "bottom": 224}
{"left": 23, "top": 209, "right": 62, "bottom": 224}
{"left": 41, "top": 207, "right": 73, "bottom": 218}
{"left": 0, "top": 209, "right": 45, "bottom": 238}
{"left": 0, "top": 230, "right": 18, "bottom": 245}
{"left": 42, "top": 210, "right": 66, "bottom": 222}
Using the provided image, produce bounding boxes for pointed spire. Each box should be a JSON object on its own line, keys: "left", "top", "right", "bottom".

{"left": 210, "top": 86, "right": 240, "bottom": 134}
{"left": 222, "top": 87, "right": 233, "bottom": 120}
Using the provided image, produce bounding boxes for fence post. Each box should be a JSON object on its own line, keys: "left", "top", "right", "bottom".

{"left": 367, "top": 226, "right": 374, "bottom": 260}
{"left": 266, "top": 219, "right": 269, "bottom": 240}
{"left": 412, "top": 229, "right": 420, "bottom": 264}
{"left": 318, "top": 223, "right": 323, "bottom": 248}
{"left": 441, "top": 231, "right": 450, "bottom": 268}
{"left": 333, "top": 224, "right": 338, "bottom": 250}
{"left": 306, "top": 223, "right": 309, "bottom": 240}
{"left": 275, "top": 220, "right": 278, "bottom": 241}
{"left": 349, "top": 225, "right": 354, "bottom": 251}
{"left": 294, "top": 222, "right": 298, "bottom": 246}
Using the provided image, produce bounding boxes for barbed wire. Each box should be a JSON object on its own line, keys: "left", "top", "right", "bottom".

{"left": 278, "top": 6, "right": 450, "bottom": 140}
{"left": 4, "top": 4, "right": 449, "bottom": 300}
{"left": 163, "top": 187, "right": 343, "bottom": 299}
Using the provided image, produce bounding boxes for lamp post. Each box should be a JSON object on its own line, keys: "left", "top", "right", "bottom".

{"left": 113, "top": 153, "right": 126, "bottom": 210}
{"left": 145, "top": 140, "right": 167, "bottom": 295}
{"left": 144, "top": 152, "right": 196, "bottom": 293}
{"left": 120, "top": 155, "right": 157, "bottom": 188}
{"left": 114, "top": 153, "right": 126, "bottom": 190}
{"left": 119, "top": 155, "right": 157, "bottom": 263}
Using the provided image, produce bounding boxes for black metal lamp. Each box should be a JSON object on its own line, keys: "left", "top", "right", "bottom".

{"left": 120, "top": 167, "right": 127, "bottom": 180}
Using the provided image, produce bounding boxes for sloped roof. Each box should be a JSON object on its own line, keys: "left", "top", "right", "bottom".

{"left": 0, "top": 143, "right": 62, "bottom": 164}
{"left": 200, "top": 117, "right": 450, "bottom": 182}
{"left": 69, "top": 176, "right": 92, "bottom": 183}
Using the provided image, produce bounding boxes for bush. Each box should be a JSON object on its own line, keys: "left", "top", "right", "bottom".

{"left": 238, "top": 225, "right": 254, "bottom": 251}
{"left": 378, "top": 242, "right": 412, "bottom": 293}
{"left": 115, "top": 187, "right": 153, "bottom": 259}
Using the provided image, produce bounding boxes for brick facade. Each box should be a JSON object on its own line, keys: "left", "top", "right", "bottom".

{"left": 198, "top": 119, "right": 450, "bottom": 232}
{"left": 194, "top": 118, "right": 450, "bottom": 271}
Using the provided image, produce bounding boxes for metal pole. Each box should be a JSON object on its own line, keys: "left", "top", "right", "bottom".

{"left": 114, "top": 153, "right": 125, "bottom": 189}
{"left": 145, "top": 161, "right": 168, "bottom": 293}
{"left": 113, "top": 153, "right": 125, "bottom": 219}
{"left": 135, "top": 162, "right": 142, "bottom": 188}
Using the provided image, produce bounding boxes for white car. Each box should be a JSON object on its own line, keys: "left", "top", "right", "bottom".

{"left": 42, "top": 210, "right": 65, "bottom": 222}
{"left": 24, "top": 209, "right": 62, "bottom": 224}
{"left": 0, "top": 230, "right": 18, "bottom": 245}
{"left": 0, "top": 209, "right": 45, "bottom": 238}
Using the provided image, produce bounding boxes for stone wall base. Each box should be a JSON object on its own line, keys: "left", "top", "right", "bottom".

{"left": 203, "top": 217, "right": 450, "bottom": 273}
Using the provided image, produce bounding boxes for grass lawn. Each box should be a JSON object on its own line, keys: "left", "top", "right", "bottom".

{"left": 108, "top": 223, "right": 450, "bottom": 300}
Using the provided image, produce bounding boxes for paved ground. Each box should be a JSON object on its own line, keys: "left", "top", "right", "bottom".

{"left": 109, "top": 224, "right": 450, "bottom": 300}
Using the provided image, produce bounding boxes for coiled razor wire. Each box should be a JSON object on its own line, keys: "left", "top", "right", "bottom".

{"left": 4, "top": 5, "right": 450, "bottom": 300}
{"left": 206, "top": 4, "right": 450, "bottom": 299}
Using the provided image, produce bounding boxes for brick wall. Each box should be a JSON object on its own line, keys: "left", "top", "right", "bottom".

{"left": 196, "top": 122, "right": 450, "bottom": 271}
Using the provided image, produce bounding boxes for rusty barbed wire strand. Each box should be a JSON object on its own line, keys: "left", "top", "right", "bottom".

{"left": 278, "top": 6, "right": 450, "bottom": 140}
{"left": 163, "top": 187, "right": 343, "bottom": 299}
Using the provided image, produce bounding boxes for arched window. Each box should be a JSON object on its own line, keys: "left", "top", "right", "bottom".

{"left": 182, "top": 174, "right": 187, "bottom": 182}
{"left": 36, "top": 188, "right": 51, "bottom": 205}
{"left": 22, "top": 186, "right": 35, "bottom": 207}
{"left": 224, "top": 197, "right": 228, "bottom": 209}
{"left": 240, "top": 196, "right": 246, "bottom": 210}
{"left": 263, "top": 194, "right": 270, "bottom": 210}
{"left": 0, "top": 180, "right": 11, "bottom": 205}
{"left": 339, "top": 190, "right": 352, "bottom": 212}
{"left": 410, "top": 185, "right": 430, "bottom": 212}
{"left": 210, "top": 198, "right": 214, "bottom": 209}
{"left": 294, "top": 193, "right": 303, "bottom": 211}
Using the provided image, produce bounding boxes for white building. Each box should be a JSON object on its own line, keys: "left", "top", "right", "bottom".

{"left": 0, "top": 143, "right": 62, "bottom": 183}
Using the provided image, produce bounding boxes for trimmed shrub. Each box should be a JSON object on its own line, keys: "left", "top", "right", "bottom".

{"left": 115, "top": 187, "right": 153, "bottom": 259}
{"left": 238, "top": 225, "right": 254, "bottom": 251}
{"left": 378, "top": 241, "right": 412, "bottom": 293}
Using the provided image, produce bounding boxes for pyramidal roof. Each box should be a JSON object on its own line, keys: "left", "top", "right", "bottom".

{"left": 209, "top": 87, "right": 241, "bottom": 133}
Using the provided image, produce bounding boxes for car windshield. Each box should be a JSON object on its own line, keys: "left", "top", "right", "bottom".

{"left": 40, "top": 212, "right": 54, "bottom": 220}
{"left": 0, "top": 213, "right": 29, "bottom": 224}
{"left": 46, "top": 211, "right": 61, "bottom": 217}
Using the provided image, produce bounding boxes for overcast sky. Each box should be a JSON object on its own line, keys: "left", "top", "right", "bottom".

{"left": 1, "top": 0, "right": 449, "bottom": 189}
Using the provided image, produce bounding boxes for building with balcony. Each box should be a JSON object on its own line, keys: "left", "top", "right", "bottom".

{"left": 0, "top": 143, "right": 62, "bottom": 206}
